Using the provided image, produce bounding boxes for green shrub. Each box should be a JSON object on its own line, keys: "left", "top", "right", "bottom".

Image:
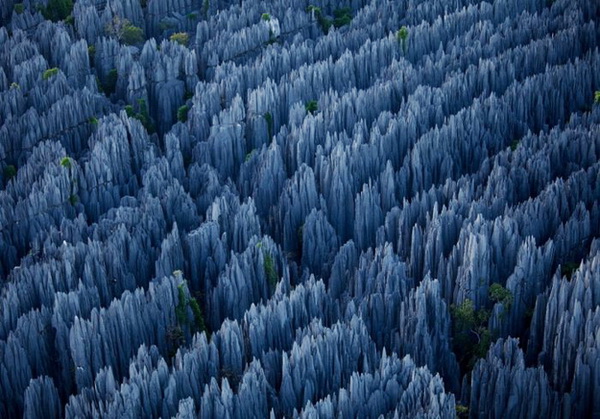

{"left": 106, "top": 16, "right": 144, "bottom": 45}
{"left": 125, "top": 99, "right": 155, "bottom": 133}
{"left": 245, "top": 149, "right": 256, "bottom": 162}
{"left": 188, "top": 297, "right": 207, "bottom": 333}
{"left": 41, "top": 0, "right": 73, "bottom": 22}
{"left": 451, "top": 299, "right": 492, "bottom": 371}
{"left": 104, "top": 69, "right": 118, "bottom": 95}
{"left": 42, "top": 68, "right": 59, "bottom": 80}
{"left": 177, "top": 105, "right": 190, "bottom": 122}
{"left": 4, "top": 165, "right": 17, "bottom": 181}
{"left": 332, "top": 8, "right": 352, "bottom": 28}
{"left": 68, "top": 194, "right": 78, "bottom": 205}
{"left": 595, "top": 91, "right": 600, "bottom": 104}
{"left": 489, "top": 283, "right": 513, "bottom": 308}
{"left": 307, "top": 5, "right": 331, "bottom": 33}
{"left": 89, "top": 117, "right": 98, "bottom": 125}
{"left": 264, "top": 253, "right": 278, "bottom": 290}
{"left": 175, "top": 283, "right": 207, "bottom": 334}
{"left": 261, "top": 13, "right": 271, "bottom": 21}
{"left": 397, "top": 26, "right": 409, "bottom": 53}
{"left": 170, "top": 32, "right": 190, "bottom": 46}
{"left": 121, "top": 24, "right": 144, "bottom": 45}
{"left": 561, "top": 261, "right": 579, "bottom": 280}
{"left": 203, "top": 0, "right": 209, "bottom": 18}
{"left": 64, "top": 14, "right": 74, "bottom": 26}
{"left": 305, "top": 100, "right": 318, "bottom": 114}
{"left": 187, "top": 12, "right": 197, "bottom": 20}
{"left": 60, "top": 157, "right": 72, "bottom": 169}
{"left": 88, "top": 45, "right": 96, "bottom": 66}
{"left": 264, "top": 112, "right": 273, "bottom": 139}
{"left": 14, "top": 3, "right": 25, "bottom": 14}
{"left": 456, "top": 404, "right": 469, "bottom": 418}
{"left": 510, "top": 138, "right": 520, "bottom": 151}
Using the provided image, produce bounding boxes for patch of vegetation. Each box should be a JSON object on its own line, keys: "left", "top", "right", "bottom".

{"left": 159, "top": 20, "right": 175, "bottom": 31}
{"left": 261, "top": 13, "right": 271, "bottom": 21}
{"left": 595, "top": 91, "right": 600, "bottom": 104}
{"left": 103, "top": 69, "right": 118, "bottom": 95}
{"left": 41, "top": 0, "right": 73, "bottom": 22}
{"left": 88, "top": 45, "right": 96, "bottom": 66}
{"left": 177, "top": 105, "right": 190, "bottom": 122}
{"left": 69, "top": 194, "right": 78, "bottom": 206}
{"left": 510, "top": 138, "right": 520, "bottom": 151}
{"left": 184, "top": 90, "right": 194, "bottom": 100}
{"left": 264, "top": 111, "right": 273, "bottom": 139}
{"left": 451, "top": 299, "right": 492, "bottom": 372}
{"left": 166, "top": 325, "right": 185, "bottom": 358}
{"left": 489, "top": 283, "right": 513, "bottom": 309}
{"left": 64, "top": 14, "right": 74, "bottom": 26}
{"left": 170, "top": 32, "right": 189, "bottom": 46}
{"left": 14, "top": 3, "right": 24, "bottom": 14}
{"left": 455, "top": 404, "right": 469, "bottom": 418}
{"left": 203, "top": 0, "right": 209, "bottom": 18}
{"left": 106, "top": 16, "right": 144, "bottom": 45}
{"left": 307, "top": 7, "right": 352, "bottom": 33}
{"left": 10, "top": 82, "right": 19, "bottom": 89}
{"left": 561, "top": 261, "right": 580, "bottom": 280}
{"left": 4, "top": 165, "right": 17, "bottom": 181}
{"left": 60, "top": 157, "right": 72, "bottom": 169}
{"left": 187, "top": 12, "right": 198, "bottom": 20}
{"left": 175, "top": 282, "right": 208, "bottom": 334}
{"left": 305, "top": 100, "right": 318, "bottom": 114}
{"left": 397, "top": 26, "right": 409, "bottom": 53}
{"left": 188, "top": 297, "right": 207, "bottom": 333}
{"left": 307, "top": 5, "right": 331, "bottom": 33}
{"left": 121, "top": 24, "right": 144, "bottom": 45}
{"left": 245, "top": 149, "right": 256, "bottom": 162}
{"left": 89, "top": 117, "right": 98, "bottom": 126}
{"left": 332, "top": 8, "right": 352, "bottom": 28}
{"left": 42, "top": 68, "right": 59, "bottom": 81}
{"left": 264, "top": 252, "right": 278, "bottom": 290}
{"left": 126, "top": 99, "right": 155, "bottom": 133}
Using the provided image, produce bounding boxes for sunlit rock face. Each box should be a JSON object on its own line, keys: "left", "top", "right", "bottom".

{"left": 1, "top": 0, "right": 600, "bottom": 417}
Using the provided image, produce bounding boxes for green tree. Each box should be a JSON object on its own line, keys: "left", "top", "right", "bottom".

{"left": 203, "top": 0, "right": 210, "bottom": 18}
{"left": 4, "top": 165, "right": 17, "bottom": 181}
{"left": 264, "top": 252, "right": 278, "bottom": 290}
{"left": 397, "top": 26, "right": 409, "bottom": 54}
{"left": 305, "top": 100, "right": 318, "bottom": 114}
{"left": 103, "top": 69, "right": 118, "bottom": 95}
{"left": 121, "top": 24, "right": 144, "bottom": 45}
{"left": 264, "top": 112, "right": 273, "bottom": 140}
{"left": 307, "top": 5, "right": 331, "bottom": 33}
{"left": 14, "top": 3, "right": 24, "bottom": 14}
{"left": 106, "top": 16, "right": 144, "bottom": 45}
{"left": 177, "top": 105, "right": 190, "bottom": 122}
{"left": 170, "top": 32, "right": 189, "bottom": 46}
{"left": 489, "top": 283, "right": 513, "bottom": 309}
{"left": 595, "top": 91, "right": 600, "bottom": 104}
{"left": 451, "top": 299, "right": 492, "bottom": 371}
{"left": 60, "top": 157, "right": 72, "bottom": 169}
{"left": 332, "top": 8, "right": 352, "bottom": 28}
{"left": 42, "top": 68, "right": 59, "bottom": 80}
{"left": 261, "top": 13, "right": 271, "bottom": 21}
{"left": 42, "top": 0, "right": 73, "bottom": 22}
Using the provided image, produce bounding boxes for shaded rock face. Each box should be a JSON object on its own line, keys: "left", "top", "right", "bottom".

{"left": 1, "top": 0, "right": 600, "bottom": 418}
